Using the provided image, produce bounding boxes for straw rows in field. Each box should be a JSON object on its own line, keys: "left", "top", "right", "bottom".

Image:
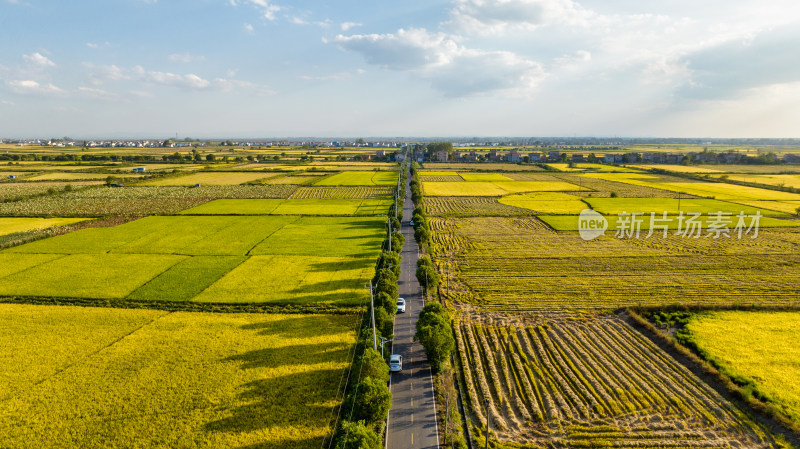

{"left": 433, "top": 217, "right": 800, "bottom": 311}
{"left": 0, "top": 185, "right": 298, "bottom": 216}
{"left": 424, "top": 197, "right": 536, "bottom": 217}
{"left": 290, "top": 185, "right": 394, "bottom": 199}
{"left": 455, "top": 315, "right": 776, "bottom": 448}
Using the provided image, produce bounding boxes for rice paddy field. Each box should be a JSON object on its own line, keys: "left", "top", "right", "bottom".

{"left": 455, "top": 313, "right": 778, "bottom": 448}
{"left": 313, "top": 170, "right": 398, "bottom": 186}
{"left": 178, "top": 198, "right": 392, "bottom": 216}
{"left": 708, "top": 174, "right": 800, "bottom": 189}
{"left": 0, "top": 304, "right": 357, "bottom": 449}
{"left": 0, "top": 161, "right": 401, "bottom": 448}
{"left": 418, "top": 166, "right": 800, "bottom": 448}
{"left": 423, "top": 180, "right": 588, "bottom": 196}
{"left": 0, "top": 215, "right": 383, "bottom": 304}
{"left": 139, "top": 171, "right": 280, "bottom": 186}
{"left": 684, "top": 311, "right": 800, "bottom": 423}
{"left": 0, "top": 185, "right": 299, "bottom": 216}
{"left": 0, "top": 217, "right": 90, "bottom": 236}
{"left": 632, "top": 164, "right": 800, "bottom": 174}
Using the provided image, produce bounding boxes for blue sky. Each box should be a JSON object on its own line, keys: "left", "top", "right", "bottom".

{"left": 1, "top": 0, "right": 800, "bottom": 138}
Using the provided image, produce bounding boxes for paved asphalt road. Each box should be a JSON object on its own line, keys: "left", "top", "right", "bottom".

{"left": 386, "top": 166, "right": 440, "bottom": 449}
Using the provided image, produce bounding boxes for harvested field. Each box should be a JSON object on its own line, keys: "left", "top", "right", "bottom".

{"left": 425, "top": 197, "right": 536, "bottom": 217}
{"left": 290, "top": 186, "right": 394, "bottom": 199}
{"left": 455, "top": 314, "right": 777, "bottom": 448}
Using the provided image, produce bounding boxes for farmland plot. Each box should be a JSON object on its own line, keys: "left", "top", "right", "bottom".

{"left": 313, "top": 171, "right": 398, "bottom": 186}
{"left": 290, "top": 185, "right": 394, "bottom": 199}
{"left": 178, "top": 198, "right": 392, "bottom": 216}
{"left": 191, "top": 255, "right": 374, "bottom": 306}
{"left": 0, "top": 215, "right": 384, "bottom": 304}
{"left": 26, "top": 172, "right": 143, "bottom": 181}
{"left": 455, "top": 314, "right": 775, "bottom": 448}
{"left": 425, "top": 197, "right": 536, "bottom": 217}
{"left": 684, "top": 311, "right": 800, "bottom": 423}
{"left": 432, "top": 216, "right": 800, "bottom": 311}
{"left": 584, "top": 197, "right": 791, "bottom": 217}
{"left": 0, "top": 185, "right": 298, "bottom": 216}
{"left": 0, "top": 304, "right": 357, "bottom": 449}
{"left": 0, "top": 217, "right": 89, "bottom": 236}
{"left": 0, "top": 182, "right": 101, "bottom": 201}
{"left": 139, "top": 171, "right": 280, "bottom": 186}
{"left": 422, "top": 181, "right": 587, "bottom": 196}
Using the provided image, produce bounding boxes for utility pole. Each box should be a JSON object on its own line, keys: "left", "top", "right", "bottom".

{"left": 379, "top": 336, "right": 392, "bottom": 358}
{"left": 445, "top": 389, "right": 450, "bottom": 443}
{"left": 485, "top": 396, "right": 490, "bottom": 449}
{"left": 369, "top": 280, "right": 377, "bottom": 351}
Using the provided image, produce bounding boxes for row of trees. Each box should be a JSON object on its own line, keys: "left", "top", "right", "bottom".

{"left": 329, "top": 159, "right": 408, "bottom": 449}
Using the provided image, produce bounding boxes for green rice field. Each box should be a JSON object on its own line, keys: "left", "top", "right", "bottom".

{"left": 313, "top": 171, "right": 398, "bottom": 186}
{"left": 0, "top": 215, "right": 384, "bottom": 303}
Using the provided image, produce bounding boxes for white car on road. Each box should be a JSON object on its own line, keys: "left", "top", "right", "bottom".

{"left": 389, "top": 354, "right": 403, "bottom": 372}
{"left": 397, "top": 297, "right": 406, "bottom": 313}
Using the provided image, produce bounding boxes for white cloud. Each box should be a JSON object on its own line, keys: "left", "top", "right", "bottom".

{"left": 1, "top": 100, "right": 16, "bottom": 106}
{"left": 330, "top": 28, "right": 458, "bottom": 71}
{"left": 447, "top": 0, "right": 593, "bottom": 34}
{"left": 7, "top": 79, "right": 65, "bottom": 95}
{"left": 229, "top": 0, "right": 280, "bottom": 21}
{"left": 22, "top": 52, "right": 56, "bottom": 67}
{"left": 169, "top": 53, "right": 205, "bottom": 63}
{"left": 330, "top": 28, "right": 545, "bottom": 97}
{"left": 86, "top": 43, "right": 99, "bottom": 49}
{"left": 83, "top": 63, "right": 274, "bottom": 95}
{"left": 341, "top": 22, "right": 361, "bottom": 31}
{"left": 677, "top": 23, "right": 800, "bottom": 99}
{"left": 243, "top": 23, "right": 254, "bottom": 33}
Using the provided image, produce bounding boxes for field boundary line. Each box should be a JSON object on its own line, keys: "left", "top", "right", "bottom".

{"left": 0, "top": 253, "right": 70, "bottom": 281}
{"left": 0, "top": 310, "right": 172, "bottom": 403}
{"left": 244, "top": 216, "right": 300, "bottom": 256}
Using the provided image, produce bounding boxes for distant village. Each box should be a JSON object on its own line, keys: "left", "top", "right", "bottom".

{"left": 2, "top": 138, "right": 799, "bottom": 165}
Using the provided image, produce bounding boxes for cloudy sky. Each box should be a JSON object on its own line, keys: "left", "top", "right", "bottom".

{"left": 1, "top": 0, "right": 799, "bottom": 138}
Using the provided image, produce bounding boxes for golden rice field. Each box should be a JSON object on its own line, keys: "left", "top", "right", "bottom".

{"left": 0, "top": 304, "right": 356, "bottom": 449}
{"left": 0, "top": 217, "right": 90, "bottom": 236}
{"left": 685, "top": 311, "right": 800, "bottom": 423}
{"left": 709, "top": 174, "right": 800, "bottom": 189}
{"left": 26, "top": 172, "right": 144, "bottom": 181}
